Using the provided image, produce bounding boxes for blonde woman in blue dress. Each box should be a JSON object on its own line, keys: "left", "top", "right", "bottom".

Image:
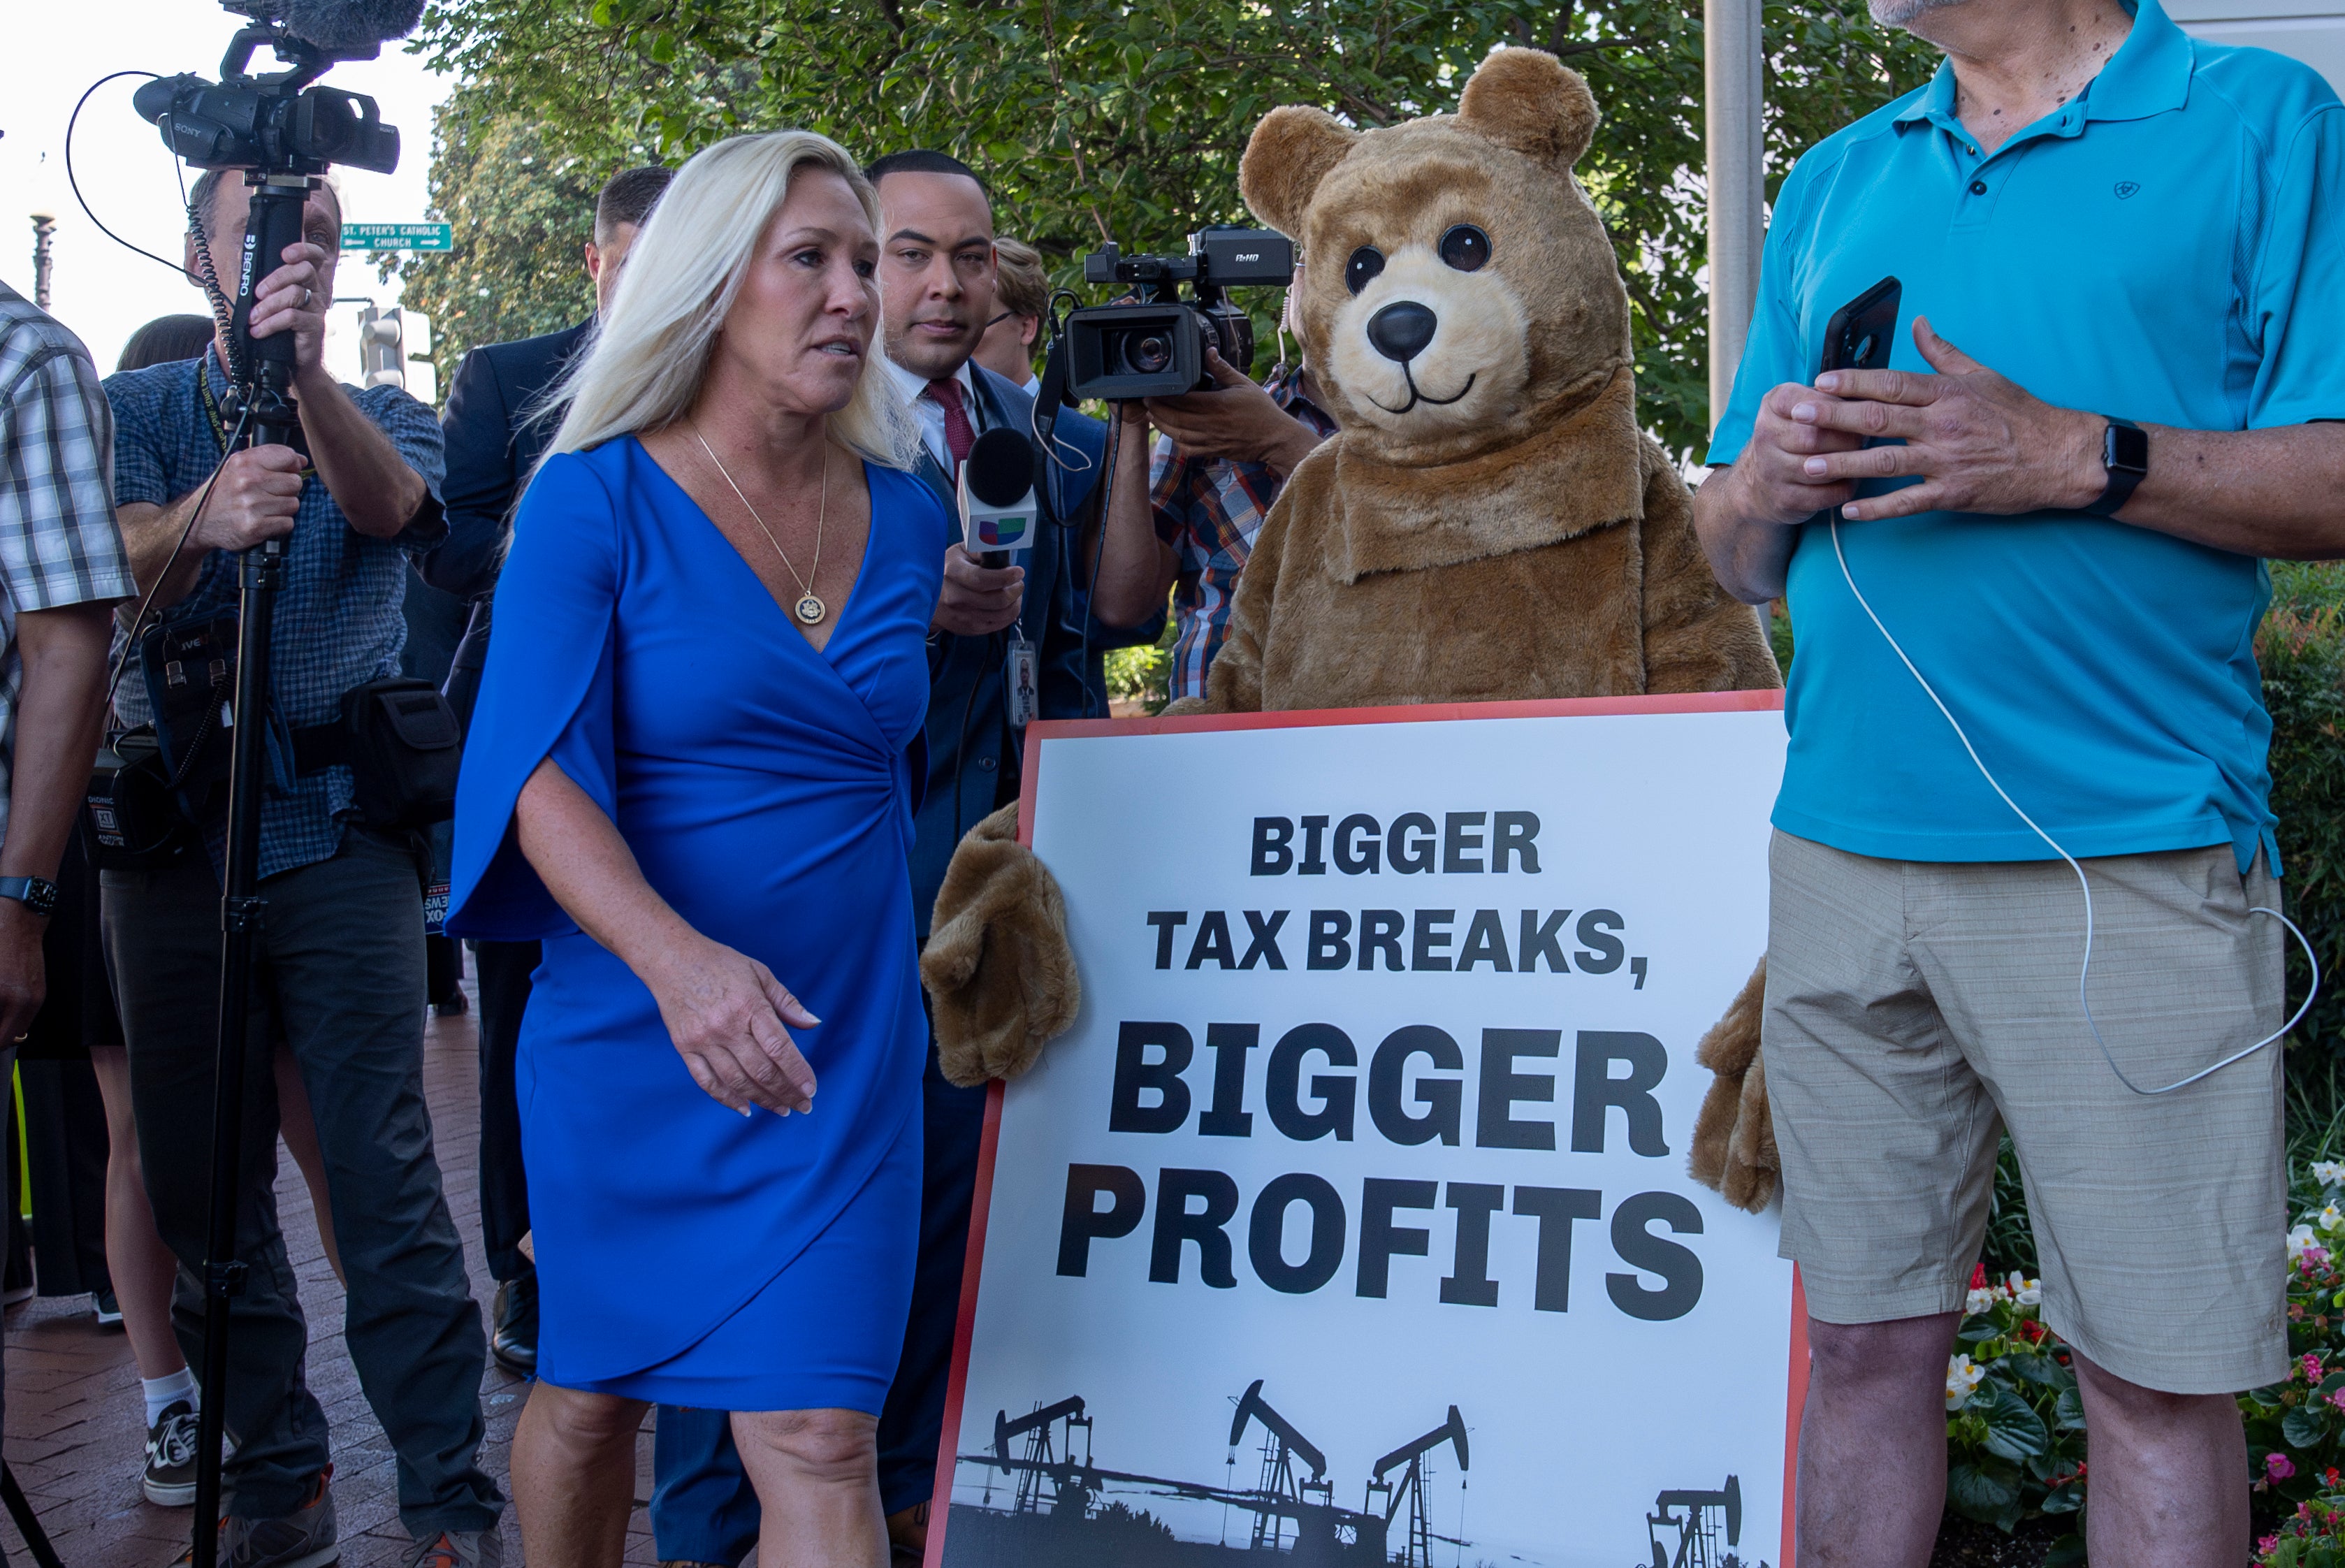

{"left": 447, "top": 130, "right": 945, "bottom": 1568}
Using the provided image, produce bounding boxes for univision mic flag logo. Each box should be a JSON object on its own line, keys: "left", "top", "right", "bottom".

{"left": 979, "top": 515, "right": 1028, "bottom": 547}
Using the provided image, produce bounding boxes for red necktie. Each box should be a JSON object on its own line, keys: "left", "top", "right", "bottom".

{"left": 926, "top": 377, "right": 976, "bottom": 477}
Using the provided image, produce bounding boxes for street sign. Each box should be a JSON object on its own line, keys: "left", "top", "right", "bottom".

{"left": 341, "top": 222, "right": 453, "bottom": 252}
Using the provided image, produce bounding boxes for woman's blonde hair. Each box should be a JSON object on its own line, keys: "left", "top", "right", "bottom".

{"left": 540, "top": 130, "right": 917, "bottom": 470}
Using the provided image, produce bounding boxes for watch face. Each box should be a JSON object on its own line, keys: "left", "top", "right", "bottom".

{"left": 3, "top": 878, "right": 55, "bottom": 916}
{"left": 2107, "top": 421, "right": 2149, "bottom": 476}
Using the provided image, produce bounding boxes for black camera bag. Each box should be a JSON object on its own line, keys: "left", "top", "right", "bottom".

{"left": 83, "top": 727, "right": 199, "bottom": 870}
{"left": 137, "top": 614, "right": 240, "bottom": 829}
{"left": 328, "top": 678, "right": 462, "bottom": 830}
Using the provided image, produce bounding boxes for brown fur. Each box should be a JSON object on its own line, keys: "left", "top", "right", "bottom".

{"left": 925, "top": 52, "right": 1779, "bottom": 1212}
{"left": 919, "top": 804, "right": 1082, "bottom": 1089}
{"left": 1689, "top": 961, "right": 1775, "bottom": 1212}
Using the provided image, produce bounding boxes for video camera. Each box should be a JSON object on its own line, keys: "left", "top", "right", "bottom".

{"left": 129, "top": 0, "right": 412, "bottom": 433}
{"left": 1063, "top": 226, "right": 1295, "bottom": 401}
{"left": 132, "top": 1, "right": 406, "bottom": 176}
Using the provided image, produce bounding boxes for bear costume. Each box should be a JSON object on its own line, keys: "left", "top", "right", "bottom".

{"left": 922, "top": 46, "right": 1785, "bottom": 1209}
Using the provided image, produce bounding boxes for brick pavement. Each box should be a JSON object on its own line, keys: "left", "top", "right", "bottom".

{"left": 0, "top": 984, "right": 667, "bottom": 1568}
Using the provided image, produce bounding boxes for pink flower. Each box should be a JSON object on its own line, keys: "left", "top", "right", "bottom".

{"left": 2268, "top": 1453, "right": 2299, "bottom": 1481}
{"left": 2262, "top": 1533, "right": 2281, "bottom": 1555}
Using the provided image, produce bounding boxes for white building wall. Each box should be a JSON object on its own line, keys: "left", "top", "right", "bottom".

{"left": 2167, "top": 0, "right": 2345, "bottom": 96}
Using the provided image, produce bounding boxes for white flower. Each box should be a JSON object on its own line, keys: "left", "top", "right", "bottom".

{"left": 2291, "top": 1223, "right": 2320, "bottom": 1261}
{"left": 2314, "top": 1161, "right": 2345, "bottom": 1187}
{"left": 2005, "top": 1272, "right": 2042, "bottom": 1306}
{"left": 2321, "top": 1204, "right": 2344, "bottom": 1234}
{"left": 1946, "top": 1353, "right": 1985, "bottom": 1411}
{"left": 1966, "top": 1286, "right": 1998, "bottom": 1316}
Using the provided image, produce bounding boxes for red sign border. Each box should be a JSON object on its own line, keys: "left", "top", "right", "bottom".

{"left": 926, "top": 689, "right": 1804, "bottom": 1568}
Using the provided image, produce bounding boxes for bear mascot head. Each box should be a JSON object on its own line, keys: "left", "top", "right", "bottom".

{"left": 922, "top": 48, "right": 1782, "bottom": 1210}
{"left": 1187, "top": 46, "right": 1778, "bottom": 713}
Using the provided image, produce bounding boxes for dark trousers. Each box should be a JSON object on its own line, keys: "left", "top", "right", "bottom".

{"left": 21, "top": 1057, "right": 111, "bottom": 1297}
{"left": 648, "top": 1042, "right": 984, "bottom": 1558}
{"left": 876, "top": 1050, "right": 988, "bottom": 1513}
{"left": 472, "top": 939, "right": 537, "bottom": 1282}
{"left": 650, "top": 1407, "right": 757, "bottom": 1566}
{"left": 425, "top": 934, "right": 464, "bottom": 1008}
{"left": 101, "top": 829, "right": 501, "bottom": 1532}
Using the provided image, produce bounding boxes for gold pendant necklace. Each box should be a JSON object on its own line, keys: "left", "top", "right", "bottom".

{"left": 692, "top": 424, "right": 830, "bottom": 626}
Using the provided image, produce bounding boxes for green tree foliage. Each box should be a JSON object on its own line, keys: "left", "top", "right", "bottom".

{"left": 412, "top": 0, "right": 1939, "bottom": 453}
{"left": 2264, "top": 561, "right": 2345, "bottom": 1059}
{"left": 381, "top": 85, "right": 603, "bottom": 387}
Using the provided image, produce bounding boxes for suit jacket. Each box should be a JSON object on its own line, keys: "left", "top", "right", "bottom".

{"left": 433, "top": 321, "right": 593, "bottom": 720}
{"left": 910, "top": 362, "right": 1159, "bottom": 940}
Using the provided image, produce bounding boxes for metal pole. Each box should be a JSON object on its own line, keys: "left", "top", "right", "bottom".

{"left": 1705, "top": 0, "right": 1765, "bottom": 433}
{"left": 29, "top": 213, "right": 56, "bottom": 312}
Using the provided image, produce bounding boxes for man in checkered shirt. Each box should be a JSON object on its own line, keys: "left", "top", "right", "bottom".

{"left": 0, "top": 274, "right": 136, "bottom": 1444}
{"left": 101, "top": 172, "right": 502, "bottom": 1568}
{"left": 1091, "top": 293, "right": 1337, "bottom": 702}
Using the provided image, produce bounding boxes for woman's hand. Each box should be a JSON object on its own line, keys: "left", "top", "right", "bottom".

{"left": 514, "top": 756, "right": 821, "bottom": 1115}
{"left": 646, "top": 936, "right": 820, "bottom": 1115}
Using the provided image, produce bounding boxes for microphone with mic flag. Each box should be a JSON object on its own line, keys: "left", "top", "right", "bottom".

{"left": 959, "top": 426, "right": 1042, "bottom": 568}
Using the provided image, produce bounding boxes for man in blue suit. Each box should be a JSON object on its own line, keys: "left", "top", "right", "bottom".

{"left": 646, "top": 150, "right": 1167, "bottom": 1568}
{"left": 430, "top": 164, "right": 672, "bottom": 1382}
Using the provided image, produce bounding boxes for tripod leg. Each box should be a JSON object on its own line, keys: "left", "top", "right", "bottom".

{"left": 1, "top": 1461, "right": 67, "bottom": 1568}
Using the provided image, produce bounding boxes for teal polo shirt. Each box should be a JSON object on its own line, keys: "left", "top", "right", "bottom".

{"left": 1708, "top": 0, "right": 2345, "bottom": 873}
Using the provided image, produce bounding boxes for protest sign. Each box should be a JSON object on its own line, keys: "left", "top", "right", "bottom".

{"left": 933, "top": 692, "right": 1800, "bottom": 1568}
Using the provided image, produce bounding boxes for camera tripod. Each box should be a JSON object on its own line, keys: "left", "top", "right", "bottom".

{"left": 187, "top": 168, "right": 312, "bottom": 1568}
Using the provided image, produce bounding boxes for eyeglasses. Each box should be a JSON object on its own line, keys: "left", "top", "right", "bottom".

{"left": 982, "top": 309, "right": 1016, "bottom": 329}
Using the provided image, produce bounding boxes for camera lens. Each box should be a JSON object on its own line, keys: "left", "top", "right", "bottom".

{"left": 1128, "top": 333, "right": 1174, "bottom": 375}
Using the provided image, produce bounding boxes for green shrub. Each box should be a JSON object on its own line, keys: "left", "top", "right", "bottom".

{"left": 2265, "top": 561, "right": 2345, "bottom": 1064}
{"left": 1943, "top": 1269, "right": 2086, "bottom": 1553}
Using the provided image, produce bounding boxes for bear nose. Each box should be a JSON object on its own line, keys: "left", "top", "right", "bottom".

{"left": 1365, "top": 300, "right": 1437, "bottom": 363}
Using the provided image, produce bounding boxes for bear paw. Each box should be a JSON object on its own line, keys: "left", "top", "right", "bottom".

{"left": 919, "top": 804, "right": 1083, "bottom": 1087}
{"left": 1688, "top": 957, "right": 1776, "bottom": 1212}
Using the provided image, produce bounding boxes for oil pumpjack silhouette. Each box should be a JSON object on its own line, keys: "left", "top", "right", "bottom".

{"left": 948, "top": 1380, "right": 1466, "bottom": 1565}
{"left": 944, "top": 1381, "right": 1764, "bottom": 1567}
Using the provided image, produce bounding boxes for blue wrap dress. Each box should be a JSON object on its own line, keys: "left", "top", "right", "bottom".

{"left": 446, "top": 434, "right": 946, "bottom": 1410}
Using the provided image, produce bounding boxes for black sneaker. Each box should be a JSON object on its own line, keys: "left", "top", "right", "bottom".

{"left": 94, "top": 1288, "right": 123, "bottom": 1327}
{"left": 145, "top": 1399, "right": 200, "bottom": 1507}
{"left": 179, "top": 1467, "right": 338, "bottom": 1568}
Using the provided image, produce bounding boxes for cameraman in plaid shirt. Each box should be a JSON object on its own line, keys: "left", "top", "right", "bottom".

{"left": 0, "top": 274, "right": 136, "bottom": 1446}
{"left": 1093, "top": 270, "right": 1336, "bottom": 702}
{"left": 101, "top": 172, "right": 502, "bottom": 1568}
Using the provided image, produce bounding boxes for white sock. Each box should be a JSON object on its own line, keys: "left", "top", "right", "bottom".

{"left": 143, "top": 1368, "right": 196, "bottom": 1427}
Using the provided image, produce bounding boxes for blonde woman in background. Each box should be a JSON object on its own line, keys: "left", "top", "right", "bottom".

{"left": 446, "top": 129, "right": 944, "bottom": 1568}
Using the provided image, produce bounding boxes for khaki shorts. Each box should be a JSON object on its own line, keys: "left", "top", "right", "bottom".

{"left": 1764, "top": 830, "right": 2288, "bottom": 1395}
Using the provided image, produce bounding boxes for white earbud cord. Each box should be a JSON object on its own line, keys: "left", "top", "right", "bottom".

{"left": 1829, "top": 518, "right": 2320, "bottom": 1096}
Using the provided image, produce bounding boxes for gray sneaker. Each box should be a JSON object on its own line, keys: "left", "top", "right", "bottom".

{"left": 181, "top": 1468, "right": 338, "bottom": 1568}
{"left": 402, "top": 1530, "right": 502, "bottom": 1568}
{"left": 143, "top": 1400, "right": 199, "bottom": 1507}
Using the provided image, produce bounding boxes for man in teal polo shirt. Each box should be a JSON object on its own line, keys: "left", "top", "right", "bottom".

{"left": 1698, "top": 0, "right": 2345, "bottom": 1558}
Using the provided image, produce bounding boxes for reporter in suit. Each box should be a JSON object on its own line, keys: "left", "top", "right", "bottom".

{"left": 431, "top": 164, "right": 672, "bottom": 1378}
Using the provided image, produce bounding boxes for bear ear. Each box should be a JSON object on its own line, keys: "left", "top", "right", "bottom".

{"left": 1455, "top": 45, "right": 1599, "bottom": 168}
{"left": 1241, "top": 107, "right": 1360, "bottom": 237}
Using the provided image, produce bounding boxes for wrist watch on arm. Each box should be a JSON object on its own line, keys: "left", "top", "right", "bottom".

{"left": 0, "top": 878, "right": 58, "bottom": 917}
{"left": 2084, "top": 416, "right": 2148, "bottom": 517}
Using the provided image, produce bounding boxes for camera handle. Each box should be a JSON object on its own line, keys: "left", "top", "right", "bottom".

{"left": 187, "top": 172, "right": 310, "bottom": 1568}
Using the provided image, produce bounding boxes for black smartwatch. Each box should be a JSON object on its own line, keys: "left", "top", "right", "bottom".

{"left": 0, "top": 877, "right": 57, "bottom": 917}
{"left": 2085, "top": 416, "right": 2148, "bottom": 517}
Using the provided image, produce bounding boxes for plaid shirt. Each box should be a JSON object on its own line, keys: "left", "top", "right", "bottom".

{"left": 106, "top": 347, "right": 446, "bottom": 878}
{"left": 0, "top": 282, "right": 135, "bottom": 850}
{"left": 1149, "top": 365, "right": 1336, "bottom": 702}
